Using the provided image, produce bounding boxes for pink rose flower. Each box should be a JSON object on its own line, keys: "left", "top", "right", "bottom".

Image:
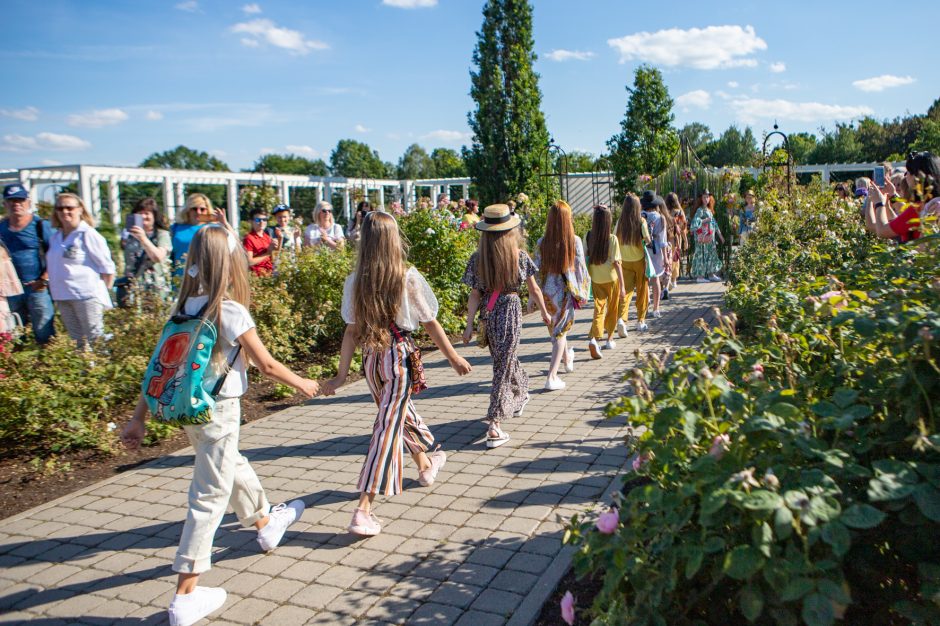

{"left": 561, "top": 590, "right": 576, "bottom": 625}
{"left": 631, "top": 453, "right": 649, "bottom": 472}
{"left": 596, "top": 508, "right": 619, "bottom": 534}
{"left": 751, "top": 363, "right": 764, "bottom": 373}
{"left": 709, "top": 434, "right": 730, "bottom": 459}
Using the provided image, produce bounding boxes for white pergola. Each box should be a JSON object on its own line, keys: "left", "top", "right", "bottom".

{"left": 0, "top": 164, "right": 472, "bottom": 225}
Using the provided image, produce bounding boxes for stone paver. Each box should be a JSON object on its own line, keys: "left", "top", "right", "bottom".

{"left": 0, "top": 281, "right": 724, "bottom": 624}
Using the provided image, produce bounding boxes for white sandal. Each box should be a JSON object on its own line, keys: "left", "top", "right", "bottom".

{"left": 486, "top": 424, "right": 511, "bottom": 449}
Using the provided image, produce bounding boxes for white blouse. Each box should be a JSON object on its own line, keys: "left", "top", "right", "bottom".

{"left": 47, "top": 221, "right": 116, "bottom": 307}
{"left": 341, "top": 267, "right": 439, "bottom": 331}
{"left": 304, "top": 223, "right": 345, "bottom": 247}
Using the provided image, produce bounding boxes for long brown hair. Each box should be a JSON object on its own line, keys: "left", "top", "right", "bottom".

{"left": 353, "top": 212, "right": 408, "bottom": 350}
{"left": 615, "top": 194, "right": 644, "bottom": 247}
{"left": 586, "top": 205, "right": 612, "bottom": 265}
{"left": 174, "top": 225, "right": 251, "bottom": 367}
{"left": 539, "top": 200, "right": 576, "bottom": 275}
{"left": 477, "top": 228, "right": 521, "bottom": 293}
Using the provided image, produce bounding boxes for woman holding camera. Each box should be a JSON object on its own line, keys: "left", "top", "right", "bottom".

{"left": 118, "top": 198, "right": 171, "bottom": 304}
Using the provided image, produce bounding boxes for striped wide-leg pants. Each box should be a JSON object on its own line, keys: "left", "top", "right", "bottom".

{"left": 358, "top": 340, "right": 435, "bottom": 496}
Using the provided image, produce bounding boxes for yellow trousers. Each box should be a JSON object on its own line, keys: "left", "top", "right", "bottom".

{"left": 619, "top": 258, "right": 648, "bottom": 323}
{"left": 590, "top": 280, "right": 621, "bottom": 339}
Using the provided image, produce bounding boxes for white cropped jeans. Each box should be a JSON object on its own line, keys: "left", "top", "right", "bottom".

{"left": 173, "top": 398, "right": 270, "bottom": 574}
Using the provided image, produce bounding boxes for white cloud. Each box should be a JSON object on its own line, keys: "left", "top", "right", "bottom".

{"left": 545, "top": 49, "right": 595, "bottom": 62}
{"left": 285, "top": 145, "right": 319, "bottom": 157}
{"left": 354, "top": 124, "right": 371, "bottom": 133}
{"left": 40, "top": 159, "right": 63, "bottom": 166}
{"left": 175, "top": 0, "right": 199, "bottom": 12}
{"left": 608, "top": 25, "right": 766, "bottom": 70}
{"left": 0, "top": 106, "right": 40, "bottom": 121}
{"left": 675, "top": 89, "right": 711, "bottom": 110}
{"left": 66, "top": 108, "right": 129, "bottom": 128}
{"left": 382, "top": 0, "right": 437, "bottom": 8}
{"left": 730, "top": 97, "right": 873, "bottom": 124}
{"left": 0, "top": 132, "right": 91, "bottom": 152}
{"left": 769, "top": 61, "right": 786, "bottom": 73}
{"left": 421, "top": 130, "right": 471, "bottom": 143}
{"left": 145, "top": 110, "right": 163, "bottom": 121}
{"left": 231, "top": 18, "right": 328, "bottom": 54}
{"left": 242, "top": 3, "right": 261, "bottom": 14}
{"left": 727, "top": 81, "right": 739, "bottom": 88}
{"left": 852, "top": 74, "right": 916, "bottom": 92}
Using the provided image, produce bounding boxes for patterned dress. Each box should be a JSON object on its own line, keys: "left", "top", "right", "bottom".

{"left": 463, "top": 250, "right": 538, "bottom": 423}
{"left": 534, "top": 237, "right": 590, "bottom": 339}
{"left": 690, "top": 207, "right": 722, "bottom": 278}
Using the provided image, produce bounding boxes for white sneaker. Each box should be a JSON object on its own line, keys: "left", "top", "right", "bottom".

{"left": 671, "top": 281, "right": 678, "bottom": 291}
{"left": 257, "top": 500, "right": 305, "bottom": 552}
{"left": 564, "top": 347, "right": 575, "bottom": 373}
{"left": 616, "top": 320, "right": 628, "bottom": 338}
{"left": 636, "top": 321, "right": 649, "bottom": 332}
{"left": 168, "top": 586, "right": 227, "bottom": 626}
{"left": 696, "top": 277, "right": 708, "bottom": 284}
{"left": 652, "top": 310, "right": 662, "bottom": 319}
{"left": 604, "top": 339, "right": 616, "bottom": 350}
{"left": 513, "top": 393, "right": 530, "bottom": 417}
{"left": 708, "top": 274, "right": 722, "bottom": 282}
{"left": 589, "top": 338, "right": 602, "bottom": 359}
{"left": 544, "top": 376, "right": 566, "bottom": 391}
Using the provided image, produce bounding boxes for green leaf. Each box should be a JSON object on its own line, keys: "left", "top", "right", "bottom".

{"left": 831, "top": 388, "right": 859, "bottom": 409}
{"left": 704, "top": 536, "right": 726, "bottom": 553}
{"left": 817, "top": 579, "right": 851, "bottom": 605}
{"left": 685, "top": 545, "right": 704, "bottom": 579}
{"left": 811, "top": 401, "right": 838, "bottom": 417}
{"left": 802, "top": 593, "right": 836, "bottom": 626}
{"left": 774, "top": 506, "right": 794, "bottom": 539}
{"left": 701, "top": 491, "right": 728, "bottom": 516}
{"left": 753, "top": 522, "right": 773, "bottom": 558}
{"left": 768, "top": 402, "right": 801, "bottom": 419}
{"left": 723, "top": 545, "right": 764, "bottom": 580}
{"left": 743, "top": 490, "right": 784, "bottom": 513}
{"left": 853, "top": 317, "right": 877, "bottom": 338}
{"left": 840, "top": 504, "right": 885, "bottom": 529}
{"left": 809, "top": 496, "right": 841, "bottom": 523}
{"left": 868, "top": 476, "right": 916, "bottom": 502}
{"left": 914, "top": 483, "right": 940, "bottom": 522}
{"left": 821, "top": 522, "right": 851, "bottom": 557}
{"left": 682, "top": 410, "right": 698, "bottom": 444}
{"left": 739, "top": 584, "right": 764, "bottom": 622}
{"left": 780, "top": 577, "right": 816, "bottom": 601}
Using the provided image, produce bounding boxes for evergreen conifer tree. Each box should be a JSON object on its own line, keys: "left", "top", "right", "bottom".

{"left": 607, "top": 65, "right": 679, "bottom": 201}
{"left": 466, "top": 0, "right": 550, "bottom": 205}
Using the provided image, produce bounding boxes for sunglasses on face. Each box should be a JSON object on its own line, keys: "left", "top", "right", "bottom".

{"left": 55, "top": 205, "right": 81, "bottom": 211}
{"left": 254, "top": 217, "right": 268, "bottom": 223}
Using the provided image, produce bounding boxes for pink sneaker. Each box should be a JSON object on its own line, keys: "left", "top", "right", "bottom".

{"left": 419, "top": 449, "right": 447, "bottom": 487}
{"left": 348, "top": 509, "right": 382, "bottom": 536}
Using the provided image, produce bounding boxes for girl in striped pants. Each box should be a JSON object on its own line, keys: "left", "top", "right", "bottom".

{"left": 323, "top": 212, "right": 472, "bottom": 536}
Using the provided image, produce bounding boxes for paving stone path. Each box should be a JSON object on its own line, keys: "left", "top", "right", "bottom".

{"left": 0, "top": 281, "right": 724, "bottom": 625}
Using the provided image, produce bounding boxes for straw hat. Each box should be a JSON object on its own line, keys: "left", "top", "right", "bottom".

{"left": 474, "top": 203, "right": 521, "bottom": 232}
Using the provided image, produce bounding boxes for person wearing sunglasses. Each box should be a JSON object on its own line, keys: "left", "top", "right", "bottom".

{"left": 304, "top": 201, "right": 345, "bottom": 250}
{"left": 171, "top": 193, "right": 220, "bottom": 277}
{"left": 46, "top": 193, "right": 115, "bottom": 349}
{"left": 243, "top": 208, "right": 275, "bottom": 276}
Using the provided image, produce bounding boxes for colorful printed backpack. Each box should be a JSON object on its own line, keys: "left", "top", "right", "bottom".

{"left": 141, "top": 304, "right": 240, "bottom": 425}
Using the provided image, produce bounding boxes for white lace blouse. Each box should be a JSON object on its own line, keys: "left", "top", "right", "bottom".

{"left": 340, "top": 266, "right": 439, "bottom": 331}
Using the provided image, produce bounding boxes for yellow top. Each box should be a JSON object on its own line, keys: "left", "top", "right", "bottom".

{"left": 619, "top": 221, "right": 650, "bottom": 263}
{"left": 463, "top": 213, "right": 481, "bottom": 225}
{"left": 584, "top": 233, "right": 622, "bottom": 284}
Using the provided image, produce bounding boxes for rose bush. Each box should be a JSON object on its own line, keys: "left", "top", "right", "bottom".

{"left": 565, "top": 187, "right": 940, "bottom": 625}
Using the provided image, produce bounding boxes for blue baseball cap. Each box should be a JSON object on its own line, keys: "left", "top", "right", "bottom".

{"left": 272, "top": 204, "right": 291, "bottom": 215}
{"left": 3, "top": 184, "right": 28, "bottom": 200}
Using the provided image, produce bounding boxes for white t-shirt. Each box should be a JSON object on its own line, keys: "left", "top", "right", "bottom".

{"left": 341, "top": 266, "right": 438, "bottom": 332}
{"left": 183, "top": 296, "right": 254, "bottom": 399}
{"left": 305, "top": 223, "right": 345, "bottom": 247}
{"left": 47, "top": 221, "right": 116, "bottom": 308}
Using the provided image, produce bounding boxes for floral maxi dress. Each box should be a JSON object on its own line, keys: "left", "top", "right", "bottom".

{"left": 462, "top": 250, "right": 538, "bottom": 423}
{"left": 690, "top": 207, "right": 722, "bottom": 278}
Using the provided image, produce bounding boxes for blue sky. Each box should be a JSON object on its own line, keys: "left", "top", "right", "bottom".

{"left": 1, "top": 0, "right": 936, "bottom": 171}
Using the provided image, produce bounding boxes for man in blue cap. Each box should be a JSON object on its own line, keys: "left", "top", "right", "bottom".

{"left": 0, "top": 183, "right": 55, "bottom": 344}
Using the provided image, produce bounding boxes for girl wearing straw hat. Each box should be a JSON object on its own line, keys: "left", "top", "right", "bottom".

{"left": 463, "top": 204, "right": 551, "bottom": 448}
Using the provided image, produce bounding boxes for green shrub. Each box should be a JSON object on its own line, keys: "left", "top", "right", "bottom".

{"left": 251, "top": 275, "right": 313, "bottom": 363}
{"left": 276, "top": 246, "right": 354, "bottom": 348}
{"left": 566, "top": 187, "right": 940, "bottom": 625}
{"left": 399, "top": 210, "right": 477, "bottom": 335}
